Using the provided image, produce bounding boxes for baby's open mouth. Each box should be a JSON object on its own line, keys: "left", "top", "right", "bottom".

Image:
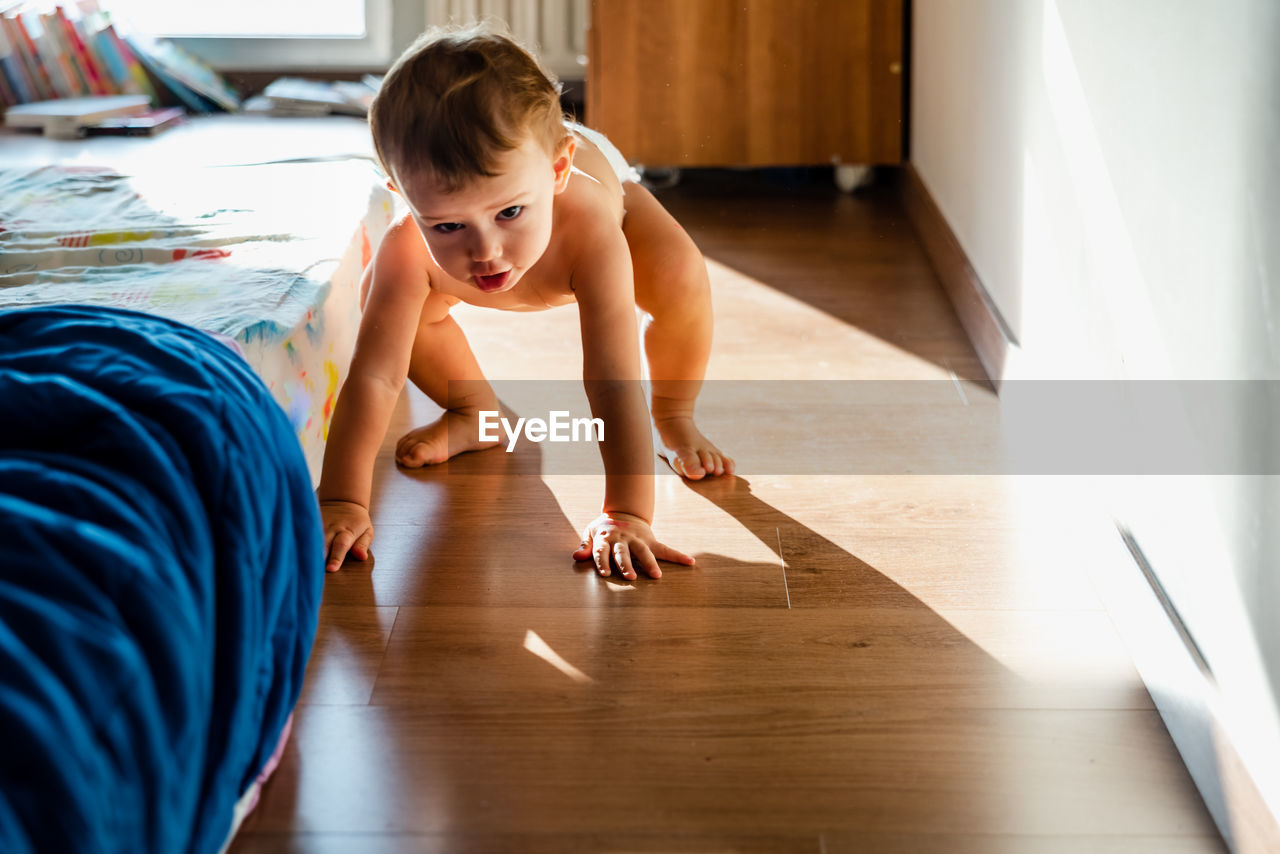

{"left": 475, "top": 271, "right": 510, "bottom": 292}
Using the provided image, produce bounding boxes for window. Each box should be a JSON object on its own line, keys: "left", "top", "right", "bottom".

{"left": 99, "top": 0, "right": 589, "bottom": 77}
{"left": 104, "top": 0, "right": 394, "bottom": 69}
{"left": 103, "top": 0, "right": 366, "bottom": 37}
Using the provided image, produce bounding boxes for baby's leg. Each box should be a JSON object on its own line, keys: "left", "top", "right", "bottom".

{"left": 397, "top": 312, "right": 500, "bottom": 466}
{"left": 622, "top": 182, "right": 734, "bottom": 480}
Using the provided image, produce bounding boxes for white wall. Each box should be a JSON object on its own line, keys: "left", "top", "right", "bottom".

{"left": 911, "top": 0, "right": 1279, "bottom": 839}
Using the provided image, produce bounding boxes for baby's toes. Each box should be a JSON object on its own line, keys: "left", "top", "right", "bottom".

{"left": 721, "top": 451, "right": 736, "bottom": 476}
{"left": 699, "top": 449, "right": 724, "bottom": 477}
{"left": 674, "top": 447, "right": 706, "bottom": 480}
{"left": 396, "top": 438, "right": 436, "bottom": 467}
{"left": 395, "top": 443, "right": 422, "bottom": 467}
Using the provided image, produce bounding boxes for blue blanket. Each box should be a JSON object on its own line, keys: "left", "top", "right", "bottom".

{"left": 0, "top": 306, "right": 323, "bottom": 853}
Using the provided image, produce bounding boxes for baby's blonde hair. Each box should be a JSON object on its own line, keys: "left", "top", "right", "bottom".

{"left": 370, "top": 24, "right": 569, "bottom": 192}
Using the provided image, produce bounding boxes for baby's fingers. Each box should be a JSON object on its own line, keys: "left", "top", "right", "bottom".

{"left": 324, "top": 522, "right": 374, "bottom": 572}
{"left": 650, "top": 540, "right": 696, "bottom": 567}
{"left": 572, "top": 533, "right": 593, "bottom": 562}
{"left": 629, "top": 541, "right": 663, "bottom": 579}
{"left": 612, "top": 542, "right": 637, "bottom": 581}
{"left": 325, "top": 530, "right": 355, "bottom": 573}
{"left": 593, "top": 540, "right": 612, "bottom": 577}
{"left": 350, "top": 527, "right": 373, "bottom": 562}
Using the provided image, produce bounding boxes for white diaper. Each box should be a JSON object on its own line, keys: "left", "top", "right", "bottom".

{"left": 566, "top": 121, "right": 641, "bottom": 185}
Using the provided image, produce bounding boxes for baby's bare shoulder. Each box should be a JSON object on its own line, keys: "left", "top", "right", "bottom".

{"left": 556, "top": 177, "right": 627, "bottom": 249}
{"left": 374, "top": 215, "right": 428, "bottom": 273}
{"left": 368, "top": 215, "right": 453, "bottom": 317}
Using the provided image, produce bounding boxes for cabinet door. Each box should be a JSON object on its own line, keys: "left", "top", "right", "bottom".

{"left": 587, "top": 0, "right": 904, "bottom": 167}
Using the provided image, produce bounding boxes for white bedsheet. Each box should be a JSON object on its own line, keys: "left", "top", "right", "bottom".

{"left": 0, "top": 158, "right": 397, "bottom": 482}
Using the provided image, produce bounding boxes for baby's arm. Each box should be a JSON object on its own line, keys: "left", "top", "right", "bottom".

{"left": 317, "top": 222, "right": 435, "bottom": 571}
{"left": 568, "top": 221, "right": 693, "bottom": 580}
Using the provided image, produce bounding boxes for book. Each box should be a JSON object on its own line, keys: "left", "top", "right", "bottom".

{"left": 53, "top": 6, "right": 108, "bottom": 96}
{"left": 127, "top": 44, "right": 212, "bottom": 112}
{"left": 125, "top": 32, "right": 238, "bottom": 112}
{"left": 76, "top": 25, "right": 113, "bottom": 93}
{"left": 0, "top": 16, "right": 34, "bottom": 102}
{"left": 4, "top": 92, "right": 148, "bottom": 137}
{"left": 83, "top": 21, "right": 124, "bottom": 88}
{"left": 242, "top": 92, "right": 331, "bottom": 117}
{"left": 95, "top": 21, "right": 155, "bottom": 101}
{"left": 1, "top": 13, "right": 54, "bottom": 101}
{"left": 39, "top": 11, "right": 88, "bottom": 95}
{"left": 19, "top": 12, "right": 74, "bottom": 98}
{"left": 0, "top": 2, "right": 241, "bottom": 112}
{"left": 0, "top": 51, "right": 16, "bottom": 105}
{"left": 84, "top": 104, "right": 183, "bottom": 135}
{"left": 260, "top": 76, "right": 377, "bottom": 117}
{"left": 5, "top": 13, "right": 55, "bottom": 100}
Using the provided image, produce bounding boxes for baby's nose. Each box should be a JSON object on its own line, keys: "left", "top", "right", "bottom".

{"left": 469, "top": 231, "right": 502, "bottom": 262}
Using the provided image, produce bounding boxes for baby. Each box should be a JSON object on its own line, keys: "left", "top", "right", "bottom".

{"left": 318, "top": 25, "right": 733, "bottom": 580}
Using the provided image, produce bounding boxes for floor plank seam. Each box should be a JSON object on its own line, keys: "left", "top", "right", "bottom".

{"left": 777, "top": 526, "right": 792, "bottom": 609}
{"left": 942, "top": 357, "right": 970, "bottom": 406}
{"left": 362, "top": 605, "right": 402, "bottom": 706}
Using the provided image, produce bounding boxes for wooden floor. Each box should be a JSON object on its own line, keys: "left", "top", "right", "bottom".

{"left": 231, "top": 169, "right": 1226, "bottom": 853}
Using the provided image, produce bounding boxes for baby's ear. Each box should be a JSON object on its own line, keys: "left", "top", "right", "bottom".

{"left": 552, "top": 136, "right": 576, "bottom": 194}
{"left": 385, "top": 180, "right": 400, "bottom": 195}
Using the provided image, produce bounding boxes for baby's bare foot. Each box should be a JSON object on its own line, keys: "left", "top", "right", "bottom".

{"left": 395, "top": 409, "right": 499, "bottom": 467}
{"left": 653, "top": 416, "right": 734, "bottom": 480}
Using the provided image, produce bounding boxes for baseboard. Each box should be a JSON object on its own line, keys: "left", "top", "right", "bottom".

{"left": 1094, "top": 526, "right": 1280, "bottom": 854}
{"left": 900, "top": 162, "right": 1016, "bottom": 387}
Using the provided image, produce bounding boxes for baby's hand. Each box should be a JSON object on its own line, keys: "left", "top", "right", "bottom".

{"left": 320, "top": 499, "right": 373, "bottom": 573}
{"left": 572, "top": 511, "right": 694, "bottom": 580}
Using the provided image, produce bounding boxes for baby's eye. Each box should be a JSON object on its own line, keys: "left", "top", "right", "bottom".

{"left": 497, "top": 206, "right": 523, "bottom": 221}
{"left": 432, "top": 222, "right": 463, "bottom": 234}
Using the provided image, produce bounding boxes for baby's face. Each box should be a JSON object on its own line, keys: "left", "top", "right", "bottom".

{"left": 397, "top": 136, "right": 572, "bottom": 295}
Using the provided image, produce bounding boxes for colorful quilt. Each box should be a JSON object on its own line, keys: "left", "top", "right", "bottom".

{"left": 0, "top": 158, "right": 398, "bottom": 482}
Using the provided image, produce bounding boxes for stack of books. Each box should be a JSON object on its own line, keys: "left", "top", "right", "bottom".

{"left": 244, "top": 75, "right": 381, "bottom": 118}
{"left": 4, "top": 93, "right": 185, "bottom": 136}
{"left": 0, "top": 0, "right": 240, "bottom": 118}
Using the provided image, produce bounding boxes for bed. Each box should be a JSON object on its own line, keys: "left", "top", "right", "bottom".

{"left": 0, "top": 153, "right": 393, "bottom": 851}
{"left": 0, "top": 156, "right": 398, "bottom": 483}
{"left": 0, "top": 305, "right": 321, "bottom": 853}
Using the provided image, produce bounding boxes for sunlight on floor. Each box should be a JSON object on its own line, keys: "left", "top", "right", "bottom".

{"left": 523, "top": 629, "right": 593, "bottom": 684}
{"left": 704, "top": 259, "right": 966, "bottom": 382}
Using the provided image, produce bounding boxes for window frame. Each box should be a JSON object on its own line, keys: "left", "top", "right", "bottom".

{"left": 160, "top": 0, "right": 398, "bottom": 71}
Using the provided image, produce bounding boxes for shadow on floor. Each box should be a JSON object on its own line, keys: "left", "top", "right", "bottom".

{"left": 653, "top": 167, "right": 990, "bottom": 385}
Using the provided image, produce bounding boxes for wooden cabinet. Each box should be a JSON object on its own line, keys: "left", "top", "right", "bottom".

{"left": 586, "top": 0, "right": 905, "bottom": 168}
